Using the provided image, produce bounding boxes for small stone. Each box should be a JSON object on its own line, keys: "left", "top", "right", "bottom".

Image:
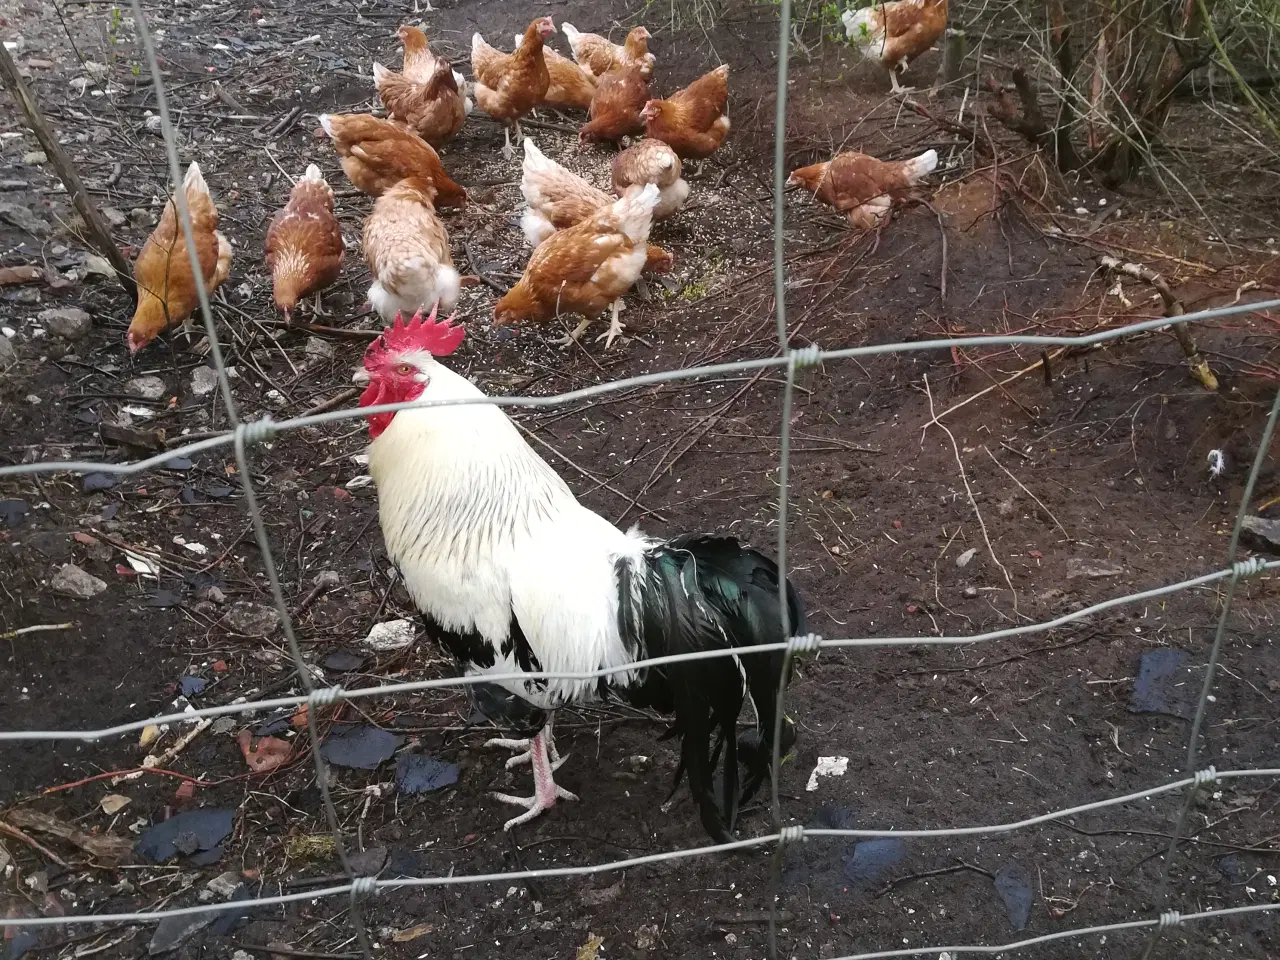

{"left": 1065, "top": 558, "right": 1124, "bottom": 580}
{"left": 145, "top": 114, "right": 163, "bottom": 132}
{"left": 205, "top": 871, "right": 240, "bottom": 899}
{"left": 191, "top": 366, "right": 220, "bottom": 396}
{"left": 126, "top": 375, "right": 167, "bottom": 400}
{"left": 304, "top": 336, "right": 334, "bottom": 360}
{"left": 22, "top": 151, "right": 47, "bottom": 165}
{"left": 101, "top": 206, "right": 127, "bottom": 227}
{"left": 955, "top": 547, "right": 977, "bottom": 568}
{"left": 0, "top": 200, "right": 50, "bottom": 237}
{"left": 362, "top": 619, "right": 416, "bottom": 651}
{"left": 129, "top": 207, "right": 153, "bottom": 228}
{"left": 223, "top": 601, "right": 280, "bottom": 637}
{"left": 211, "top": 717, "right": 236, "bottom": 735}
{"left": 39, "top": 306, "right": 92, "bottom": 340}
{"left": 0, "top": 335, "right": 16, "bottom": 369}
{"left": 962, "top": 585, "right": 978, "bottom": 599}
{"left": 51, "top": 563, "right": 107, "bottom": 599}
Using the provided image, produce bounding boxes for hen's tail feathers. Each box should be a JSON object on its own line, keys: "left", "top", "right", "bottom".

{"left": 372, "top": 61, "right": 390, "bottom": 84}
{"left": 319, "top": 114, "right": 337, "bottom": 139}
{"left": 183, "top": 161, "right": 209, "bottom": 197}
{"left": 904, "top": 149, "right": 939, "bottom": 183}
{"left": 561, "top": 22, "right": 581, "bottom": 41}
{"left": 303, "top": 163, "right": 323, "bottom": 182}
{"left": 617, "top": 534, "right": 805, "bottom": 843}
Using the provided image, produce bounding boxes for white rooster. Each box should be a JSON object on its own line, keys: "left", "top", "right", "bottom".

{"left": 354, "top": 307, "right": 805, "bottom": 838}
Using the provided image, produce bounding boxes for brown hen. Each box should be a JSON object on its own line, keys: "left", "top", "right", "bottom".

{"left": 319, "top": 113, "right": 467, "bottom": 206}
{"left": 561, "top": 24, "right": 654, "bottom": 78}
{"left": 265, "top": 164, "right": 344, "bottom": 324}
{"left": 494, "top": 183, "right": 661, "bottom": 349}
{"left": 612, "top": 138, "right": 689, "bottom": 220}
{"left": 787, "top": 148, "right": 937, "bottom": 229}
{"left": 471, "top": 17, "right": 556, "bottom": 159}
{"left": 842, "top": 0, "right": 947, "bottom": 93}
{"left": 126, "top": 161, "right": 231, "bottom": 355}
{"left": 580, "top": 61, "right": 652, "bottom": 144}
{"left": 513, "top": 34, "right": 596, "bottom": 111}
{"left": 374, "top": 54, "right": 469, "bottom": 147}
{"left": 642, "top": 65, "right": 730, "bottom": 161}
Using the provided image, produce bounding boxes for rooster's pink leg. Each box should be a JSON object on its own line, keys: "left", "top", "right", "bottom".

{"left": 489, "top": 722, "right": 577, "bottom": 830}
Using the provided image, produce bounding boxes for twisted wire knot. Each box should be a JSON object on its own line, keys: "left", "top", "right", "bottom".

{"left": 235, "top": 416, "right": 278, "bottom": 447}
{"left": 788, "top": 344, "right": 823, "bottom": 371}
{"left": 787, "top": 633, "right": 823, "bottom": 655}
{"left": 1158, "top": 910, "right": 1182, "bottom": 929}
{"left": 349, "top": 876, "right": 378, "bottom": 900}
{"left": 1192, "top": 766, "right": 1218, "bottom": 789}
{"left": 778, "top": 825, "right": 805, "bottom": 845}
{"left": 1231, "top": 556, "right": 1267, "bottom": 578}
{"left": 308, "top": 685, "right": 345, "bottom": 707}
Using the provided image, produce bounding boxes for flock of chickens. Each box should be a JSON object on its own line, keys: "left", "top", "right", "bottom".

{"left": 106, "top": 4, "right": 960, "bottom": 837}
{"left": 121, "top": 3, "right": 950, "bottom": 355}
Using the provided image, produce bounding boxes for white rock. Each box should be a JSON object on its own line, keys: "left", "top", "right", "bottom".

{"left": 191, "top": 366, "right": 220, "bottom": 396}
{"left": 126, "top": 375, "right": 167, "bottom": 400}
{"left": 955, "top": 547, "right": 977, "bottom": 568}
{"left": 305, "top": 336, "right": 334, "bottom": 360}
{"left": 51, "top": 563, "right": 107, "bottom": 599}
{"left": 805, "top": 755, "right": 849, "bottom": 792}
{"left": 38, "top": 306, "right": 91, "bottom": 340}
{"left": 363, "top": 619, "right": 416, "bottom": 651}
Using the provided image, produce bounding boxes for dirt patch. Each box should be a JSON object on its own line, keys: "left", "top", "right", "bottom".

{"left": 2, "top": 0, "right": 1280, "bottom": 958}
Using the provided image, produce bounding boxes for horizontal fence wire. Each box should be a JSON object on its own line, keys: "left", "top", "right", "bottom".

{"left": 0, "top": 557, "right": 1274, "bottom": 742}
{"left": 5, "top": 767, "right": 1280, "bottom": 928}
{"left": 3, "top": 298, "right": 1280, "bottom": 481}
{"left": 3, "top": 0, "right": 1280, "bottom": 958}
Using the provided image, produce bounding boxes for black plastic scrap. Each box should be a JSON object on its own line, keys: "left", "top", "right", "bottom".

{"left": 135, "top": 808, "right": 234, "bottom": 865}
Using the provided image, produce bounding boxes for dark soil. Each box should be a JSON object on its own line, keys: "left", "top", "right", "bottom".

{"left": 2, "top": 0, "right": 1279, "bottom": 958}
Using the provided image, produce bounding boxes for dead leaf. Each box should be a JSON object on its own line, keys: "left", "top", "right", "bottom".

{"left": 0, "top": 265, "right": 43, "bottom": 286}
{"left": 3, "top": 809, "right": 133, "bottom": 866}
{"left": 579, "top": 876, "right": 624, "bottom": 907}
{"left": 237, "top": 729, "right": 292, "bottom": 774}
{"left": 577, "top": 934, "right": 604, "bottom": 960}
{"left": 99, "top": 794, "right": 130, "bottom": 815}
{"left": 391, "top": 923, "right": 435, "bottom": 942}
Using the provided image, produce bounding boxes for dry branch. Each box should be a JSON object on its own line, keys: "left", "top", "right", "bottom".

{"left": 0, "top": 42, "right": 136, "bottom": 304}
{"left": 1100, "top": 255, "right": 1218, "bottom": 390}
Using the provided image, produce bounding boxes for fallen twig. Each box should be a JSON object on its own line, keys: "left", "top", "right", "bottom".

{"left": 1100, "top": 255, "right": 1218, "bottom": 390}
{"left": 0, "top": 818, "right": 70, "bottom": 867}
{"left": 1, "top": 622, "right": 76, "bottom": 640}
{"left": 922, "top": 375, "right": 1018, "bottom": 613}
{"left": 3, "top": 808, "right": 132, "bottom": 865}
{"left": 301, "top": 387, "right": 361, "bottom": 417}
{"left": 983, "top": 445, "right": 1071, "bottom": 541}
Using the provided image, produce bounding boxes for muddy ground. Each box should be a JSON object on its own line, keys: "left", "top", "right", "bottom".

{"left": 2, "top": 0, "right": 1280, "bottom": 957}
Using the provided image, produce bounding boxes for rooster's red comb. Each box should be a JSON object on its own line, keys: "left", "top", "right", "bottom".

{"left": 363, "top": 303, "right": 465, "bottom": 370}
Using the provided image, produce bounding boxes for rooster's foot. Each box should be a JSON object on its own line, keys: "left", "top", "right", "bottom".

{"left": 488, "top": 723, "right": 576, "bottom": 829}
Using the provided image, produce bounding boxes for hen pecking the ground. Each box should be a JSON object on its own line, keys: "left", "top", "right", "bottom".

{"left": 126, "top": 161, "right": 231, "bottom": 355}
{"left": 362, "top": 178, "right": 461, "bottom": 322}
{"left": 494, "top": 183, "right": 662, "bottom": 349}
{"left": 319, "top": 113, "right": 467, "bottom": 205}
{"left": 788, "top": 148, "right": 938, "bottom": 230}
{"left": 264, "top": 164, "right": 345, "bottom": 325}
{"left": 641, "top": 64, "right": 730, "bottom": 161}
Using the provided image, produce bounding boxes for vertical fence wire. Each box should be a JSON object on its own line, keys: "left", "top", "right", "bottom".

{"left": 1137, "top": 384, "right": 1280, "bottom": 960}
{"left": 768, "top": 0, "right": 796, "bottom": 955}
{"left": 125, "top": 3, "right": 374, "bottom": 955}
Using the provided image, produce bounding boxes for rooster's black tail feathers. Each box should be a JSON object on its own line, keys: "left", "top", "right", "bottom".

{"left": 616, "top": 534, "right": 805, "bottom": 843}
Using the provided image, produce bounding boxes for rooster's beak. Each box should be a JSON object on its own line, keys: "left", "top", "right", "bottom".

{"left": 352, "top": 368, "right": 370, "bottom": 385}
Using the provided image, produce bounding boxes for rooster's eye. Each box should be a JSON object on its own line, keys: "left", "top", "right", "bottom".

{"left": 393, "top": 363, "right": 416, "bottom": 377}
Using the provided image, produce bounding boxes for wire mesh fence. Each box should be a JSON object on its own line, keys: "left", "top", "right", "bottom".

{"left": 2, "top": 0, "right": 1280, "bottom": 958}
